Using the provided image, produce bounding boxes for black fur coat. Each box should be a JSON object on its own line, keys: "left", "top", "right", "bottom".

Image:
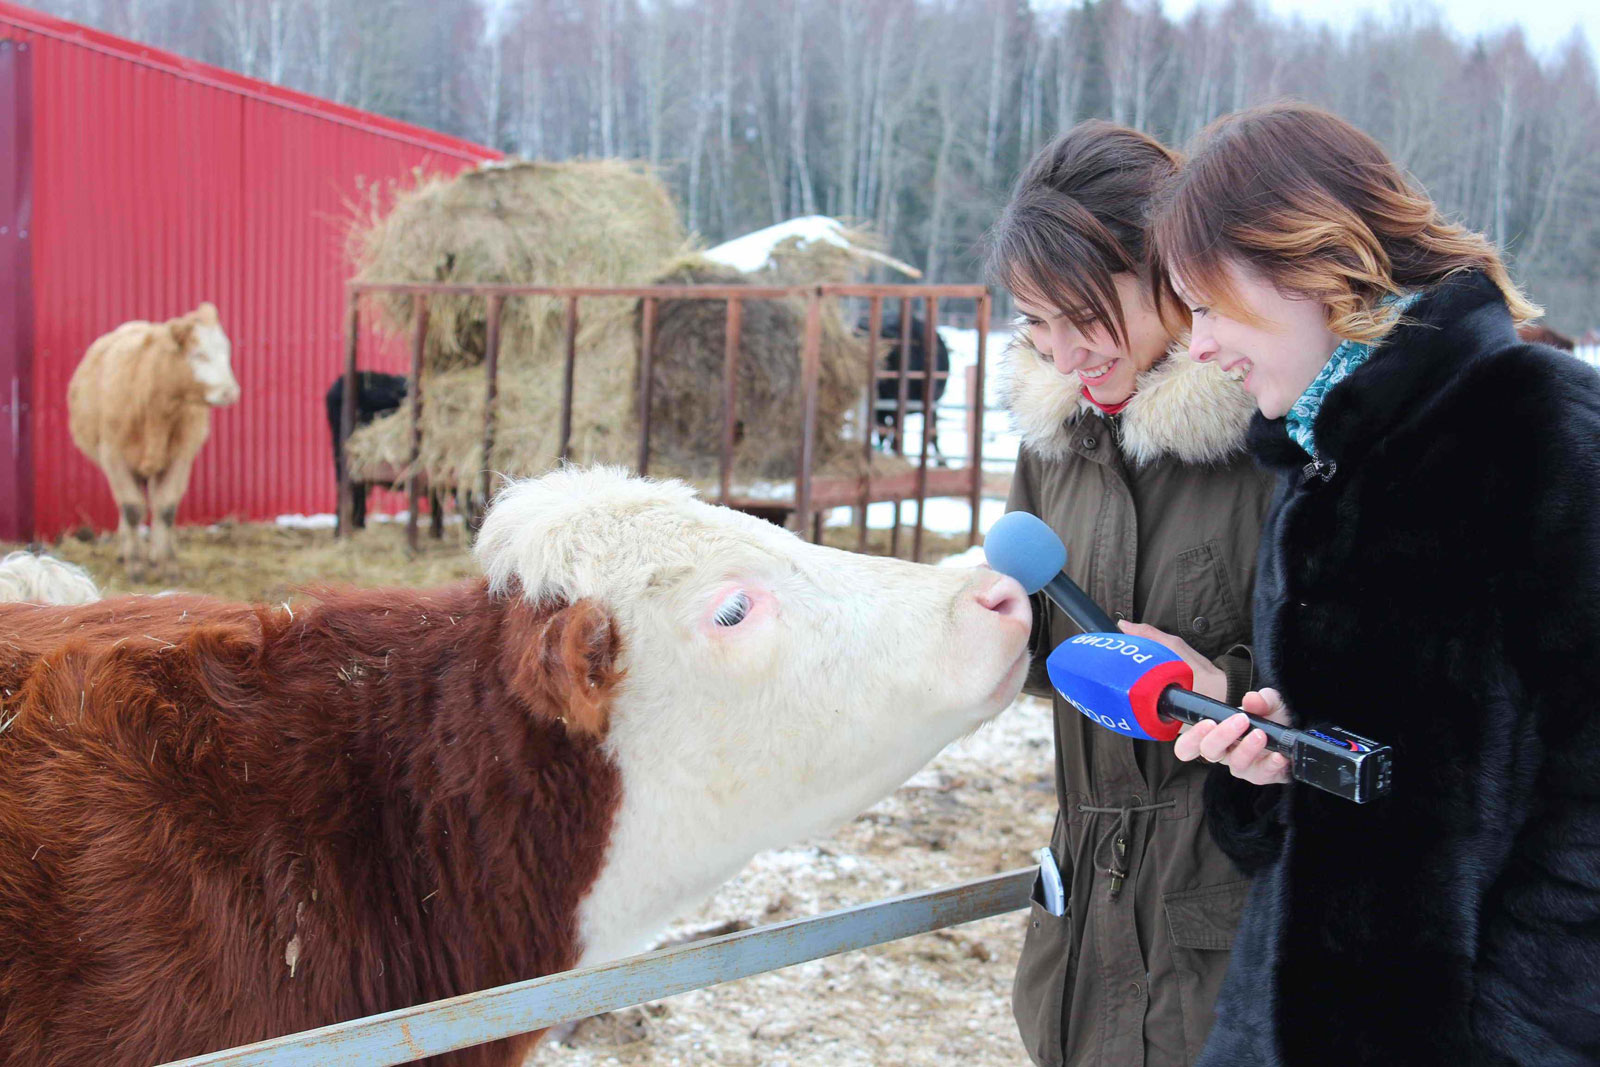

{"left": 1198, "top": 272, "right": 1600, "bottom": 1066}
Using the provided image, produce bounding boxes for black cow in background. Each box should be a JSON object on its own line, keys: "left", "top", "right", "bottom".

{"left": 857, "top": 305, "right": 951, "bottom": 460}
{"left": 325, "top": 372, "right": 446, "bottom": 536}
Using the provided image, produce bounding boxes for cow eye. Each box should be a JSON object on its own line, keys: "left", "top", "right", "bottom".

{"left": 712, "top": 590, "right": 752, "bottom": 627}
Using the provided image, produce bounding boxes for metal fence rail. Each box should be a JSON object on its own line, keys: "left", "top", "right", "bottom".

{"left": 341, "top": 281, "right": 991, "bottom": 561}
{"left": 159, "top": 868, "right": 1034, "bottom": 1067}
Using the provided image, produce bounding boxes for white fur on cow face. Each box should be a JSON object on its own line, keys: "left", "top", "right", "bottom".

{"left": 186, "top": 323, "right": 240, "bottom": 407}
{"left": 476, "top": 467, "right": 1031, "bottom": 965}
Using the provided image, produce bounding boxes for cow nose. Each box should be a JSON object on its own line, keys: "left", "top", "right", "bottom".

{"left": 974, "top": 572, "right": 1031, "bottom": 626}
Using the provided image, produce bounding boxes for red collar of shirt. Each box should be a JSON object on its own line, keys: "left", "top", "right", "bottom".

{"left": 1083, "top": 391, "right": 1131, "bottom": 416}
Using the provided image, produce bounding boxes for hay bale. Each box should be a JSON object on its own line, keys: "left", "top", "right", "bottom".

{"left": 342, "top": 295, "right": 642, "bottom": 491}
{"left": 345, "top": 184, "right": 903, "bottom": 492}
{"left": 348, "top": 160, "right": 687, "bottom": 374}
{"left": 641, "top": 257, "right": 870, "bottom": 481}
{"left": 345, "top": 160, "right": 686, "bottom": 489}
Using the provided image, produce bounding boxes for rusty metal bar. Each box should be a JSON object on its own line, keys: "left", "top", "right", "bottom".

{"left": 637, "top": 297, "right": 658, "bottom": 476}
{"left": 336, "top": 293, "right": 359, "bottom": 538}
{"left": 345, "top": 281, "right": 995, "bottom": 548}
{"left": 478, "top": 294, "right": 504, "bottom": 522}
{"left": 405, "top": 294, "right": 428, "bottom": 555}
{"left": 157, "top": 868, "right": 1034, "bottom": 1067}
{"left": 893, "top": 297, "right": 913, "bottom": 454}
{"left": 890, "top": 296, "right": 913, "bottom": 559}
{"left": 969, "top": 293, "right": 990, "bottom": 547}
{"left": 858, "top": 296, "right": 881, "bottom": 553}
{"left": 720, "top": 298, "right": 743, "bottom": 505}
{"left": 347, "top": 282, "right": 989, "bottom": 301}
{"left": 795, "top": 289, "right": 823, "bottom": 541}
{"left": 820, "top": 283, "right": 989, "bottom": 299}
{"left": 558, "top": 295, "right": 579, "bottom": 463}
{"left": 351, "top": 283, "right": 799, "bottom": 300}
{"left": 913, "top": 297, "right": 938, "bottom": 563}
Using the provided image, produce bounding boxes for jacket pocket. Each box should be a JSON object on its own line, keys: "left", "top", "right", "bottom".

{"left": 1013, "top": 820, "right": 1074, "bottom": 1067}
{"left": 1164, "top": 879, "right": 1251, "bottom": 1064}
{"left": 1174, "top": 540, "right": 1244, "bottom": 659}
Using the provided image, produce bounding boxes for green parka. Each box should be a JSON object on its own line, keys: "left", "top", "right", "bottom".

{"left": 1001, "top": 337, "right": 1275, "bottom": 1067}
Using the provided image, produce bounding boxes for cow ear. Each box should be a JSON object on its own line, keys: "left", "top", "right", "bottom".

{"left": 169, "top": 315, "right": 196, "bottom": 350}
{"left": 502, "top": 597, "right": 622, "bottom": 739}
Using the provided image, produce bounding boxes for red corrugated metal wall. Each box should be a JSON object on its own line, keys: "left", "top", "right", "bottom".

{"left": 1, "top": 2, "right": 501, "bottom": 538}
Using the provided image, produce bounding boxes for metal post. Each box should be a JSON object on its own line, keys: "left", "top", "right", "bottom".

{"left": 913, "top": 297, "right": 938, "bottom": 563}
{"left": 795, "top": 289, "right": 822, "bottom": 541}
{"left": 894, "top": 297, "right": 913, "bottom": 453}
{"left": 337, "top": 293, "right": 359, "bottom": 537}
{"left": 637, "top": 297, "right": 657, "bottom": 476}
{"left": 478, "top": 294, "right": 503, "bottom": 524}
{"left": 558, "top": 295, "right": 579, "bottom": 463}
{"left": 405, "top": 295, "right": 428, "bottom": 555}
{"left": 890, "top": 296, "right": 913, "bottom": 559}
{"left": 969, "top": 291, "right": 990, "bottom": 547}
{"left": 859, "top": 296, "right": 881, "bottom": 553}
{"left": 720, "top": 298, "right": 743, "bottom": 505}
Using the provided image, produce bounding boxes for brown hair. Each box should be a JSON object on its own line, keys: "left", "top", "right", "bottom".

{"left": 986, "top": 121, "right": 1183, "bottom": 346}
{"left": 1151, "top": 101, "right": 1539, "bottom": 342}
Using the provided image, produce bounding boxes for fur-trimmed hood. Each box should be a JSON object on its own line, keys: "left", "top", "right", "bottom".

{"left": 998, "top": 330, "right": 1256, "bottom": 467}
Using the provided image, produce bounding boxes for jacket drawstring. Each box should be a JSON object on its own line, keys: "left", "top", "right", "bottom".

{"left": 1078, "top": 799, "right": 1177, "bottom": 899}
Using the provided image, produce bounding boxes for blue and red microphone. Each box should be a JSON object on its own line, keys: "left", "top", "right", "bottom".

{"left": 985, "top": 511, "right": 1392, "bottom": 803}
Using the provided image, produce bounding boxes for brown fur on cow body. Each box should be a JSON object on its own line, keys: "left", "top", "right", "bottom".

{"left": 0, "top": 581, "right": 623, "bottom": 1066}
{"left": 66, "top": 303, "right": 235, "bottom": 581}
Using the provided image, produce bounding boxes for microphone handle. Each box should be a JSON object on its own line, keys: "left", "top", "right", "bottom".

{"left": 1159, "top": 685, "right": 1296, "bottom": 755}
{"left": 1043, "top": 573, "right": 1118, "bottom": 634}
{"left": 1043, "top": 571, "right": 1292, "bottom": 748}
{"left": 1036, "top": 567, "right": 1393, "bottom": 802}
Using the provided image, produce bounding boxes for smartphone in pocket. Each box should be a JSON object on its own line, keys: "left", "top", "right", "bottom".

{"left": 1033, "top": 846, "right": 1066, "bottom": 917}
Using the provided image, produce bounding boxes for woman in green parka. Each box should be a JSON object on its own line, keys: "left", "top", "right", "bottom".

{"left": 988, "top": 122, "right": 1275, "bottom": 1067}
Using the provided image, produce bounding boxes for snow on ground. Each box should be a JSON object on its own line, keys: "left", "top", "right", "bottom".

{"left": 822, "top": 498, "right": 1007, "bottom": 536}
{"left": 536, "top": 694, "right": 1054, "bottom": 1067}
{"left": 823, "top": 326, "right": 1020, "bottom": 538}
{"left": 275, "top": 511, "right": 467, "bottom": 529}
{"left": 936, "top": 544, "right": 989, "bottom": 569}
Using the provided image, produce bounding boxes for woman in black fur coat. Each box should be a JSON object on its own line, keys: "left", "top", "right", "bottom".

{"left": 1147, "top": 101, "right": 1600, "bottom": 1066}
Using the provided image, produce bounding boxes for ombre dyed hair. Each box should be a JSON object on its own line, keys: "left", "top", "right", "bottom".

{"left": 1151, "top": 101, "right": 1539, "bottom": 343}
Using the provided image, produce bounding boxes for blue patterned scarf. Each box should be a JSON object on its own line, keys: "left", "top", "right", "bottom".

{"left": 1286, "top": 291, "right": 1420, "bottom": 459}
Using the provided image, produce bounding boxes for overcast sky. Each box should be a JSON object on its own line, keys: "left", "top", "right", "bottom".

{"left": 1154, "top": 0, "right": 1596, "bottom": 60}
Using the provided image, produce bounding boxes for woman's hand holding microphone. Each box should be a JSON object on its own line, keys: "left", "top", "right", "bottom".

{"left": 1116, "top": 621, "right": 1292, "bottom": 786}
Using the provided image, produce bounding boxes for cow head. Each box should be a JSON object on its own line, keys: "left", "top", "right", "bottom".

{"left": 171, "top": 303, "right": 241, "bottom": 407}
{"left": 476, "top": 467, "right": 1031, "bottom": 958}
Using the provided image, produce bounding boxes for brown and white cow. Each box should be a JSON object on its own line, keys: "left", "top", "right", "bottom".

{"left": 0, "top": 466, "right": 1030, "bottom": 1067}
{"left": 66, "top": 302, "right": 241, "bottom": 581}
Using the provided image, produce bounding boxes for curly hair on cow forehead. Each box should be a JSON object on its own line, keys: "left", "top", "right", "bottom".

{"left": 474, "top": 467, "right": 787, "bottom": 607}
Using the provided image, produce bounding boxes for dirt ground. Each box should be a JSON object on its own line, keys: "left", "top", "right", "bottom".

{"left": 11, "top": 515, "right": 1051, "bottom": 1067}
{"left": 17, "top": 518, "right": 980, "bottom": 605}
{"left": 538, "top": 695, "right": 1055, "bottom": 1067}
